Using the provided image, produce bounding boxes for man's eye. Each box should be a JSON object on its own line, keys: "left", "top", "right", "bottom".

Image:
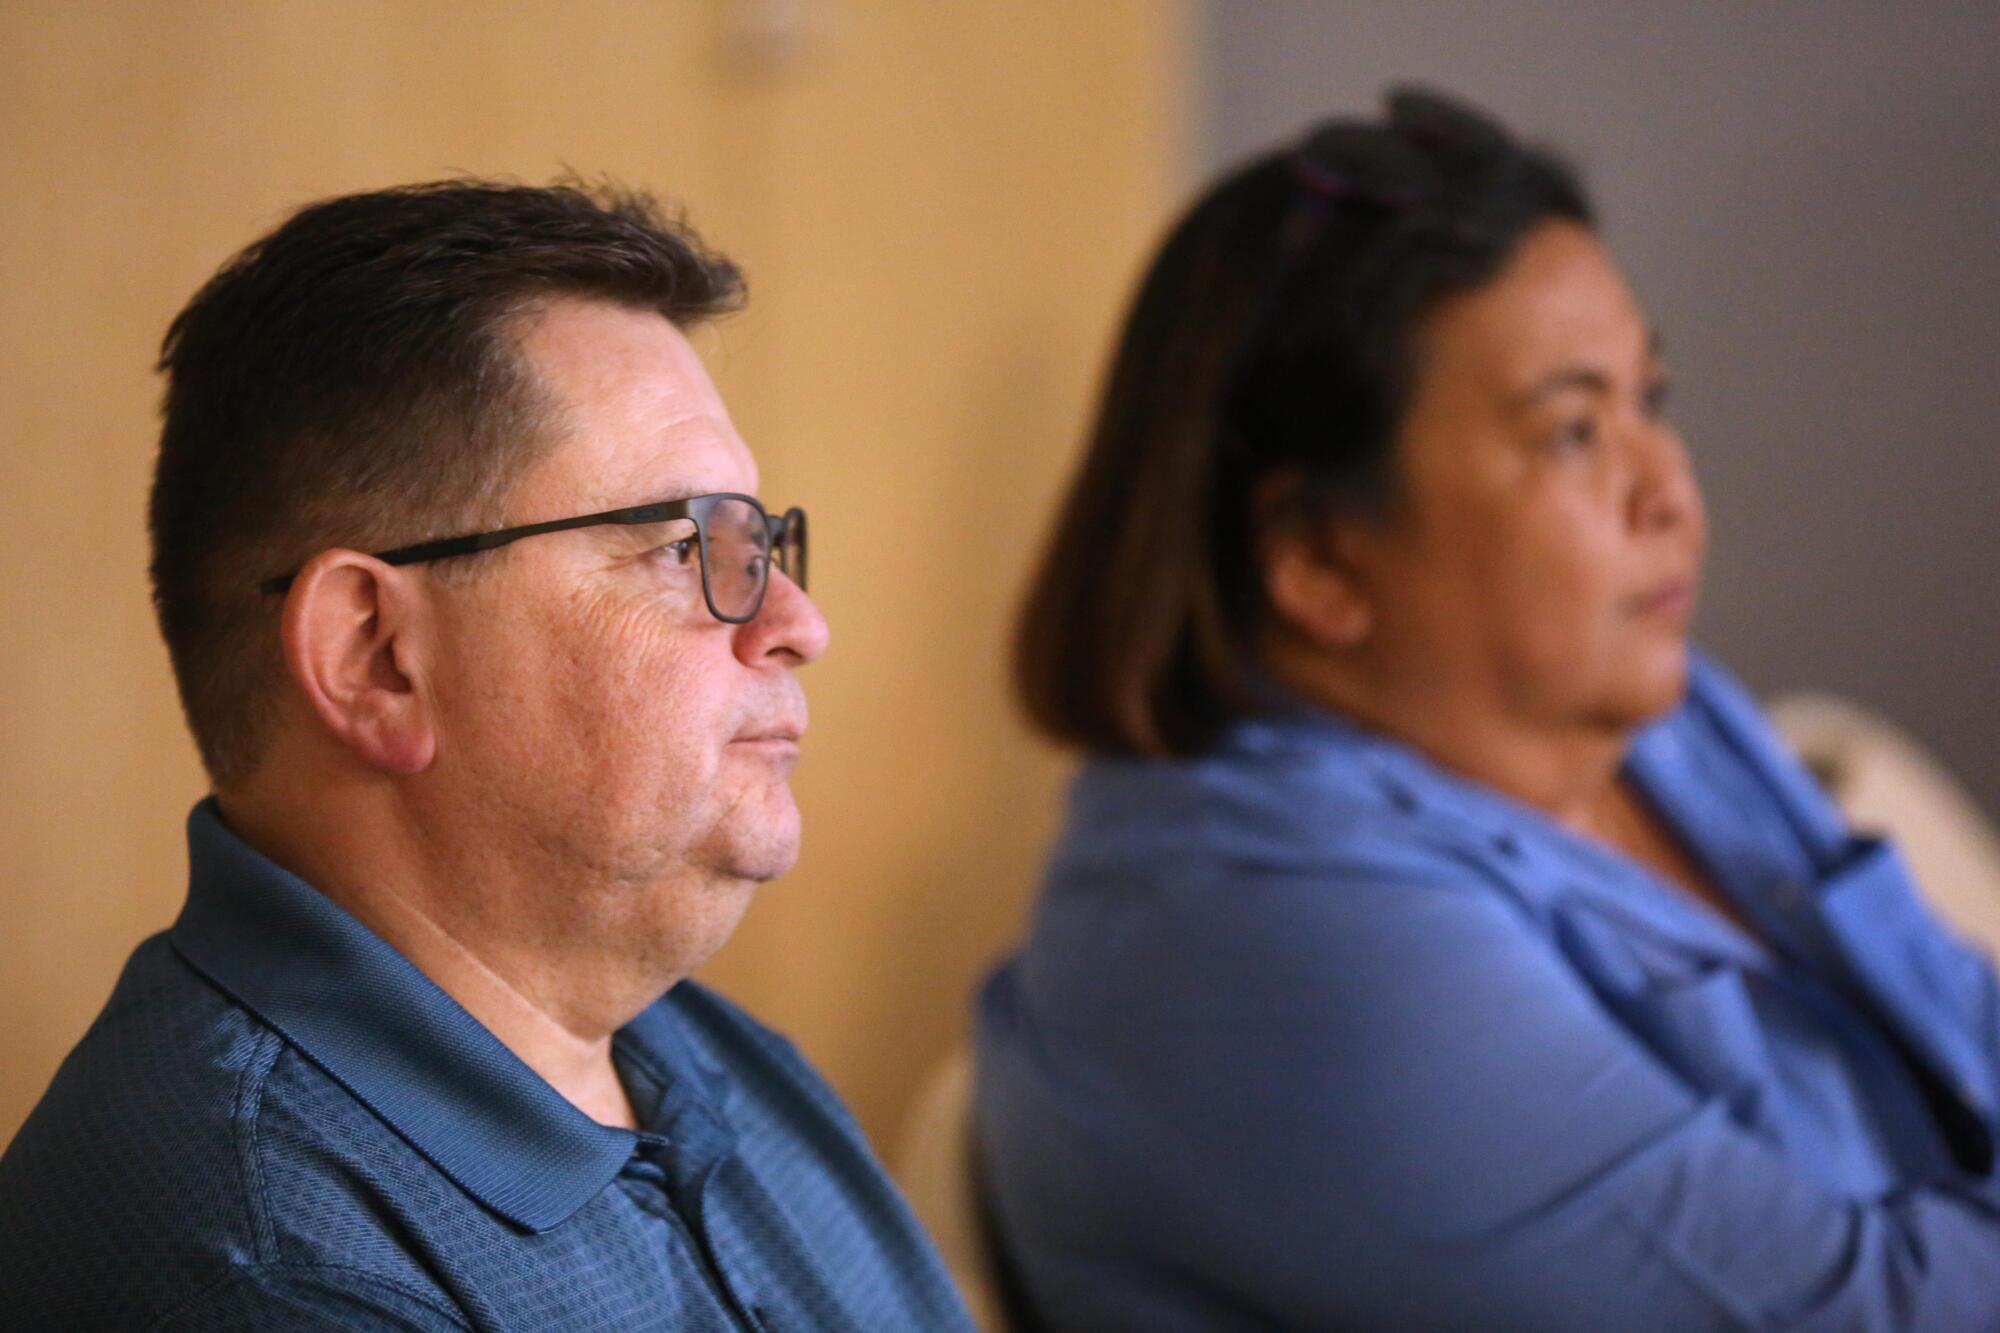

{"left": 656, "top": 538, "right": 698, "bottom": 567}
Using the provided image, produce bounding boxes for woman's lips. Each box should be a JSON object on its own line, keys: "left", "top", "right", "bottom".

{"left": 1630, "top": 578, "right": 1696, "bottom": 620}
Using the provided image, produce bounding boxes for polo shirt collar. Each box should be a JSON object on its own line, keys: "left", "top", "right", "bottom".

{"left": 168, "top": 799, "right": 694, "bottom": 1233}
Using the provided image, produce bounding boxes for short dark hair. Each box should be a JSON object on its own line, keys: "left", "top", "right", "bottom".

{"left": 1015, "top": 88, "right": 1593, "bottom": 757}
{"left": 149, "top": 178, "right": 745, "bottom": 786}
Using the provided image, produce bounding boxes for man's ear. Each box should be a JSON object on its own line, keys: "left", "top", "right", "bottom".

{"left": 1254, "top": 473, "right": 1376, "bottom": 652}
{"left": 279, "top": 551, "right": 438, "bottom": 776}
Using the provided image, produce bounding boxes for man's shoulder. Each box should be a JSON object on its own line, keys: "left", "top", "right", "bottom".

{"left": 636, "top": 981, "right": 891, "bottom": 1185}
{"left": 640, "top": 983, "right": 972, "bottom": 1327}
{"left": 2, "top": 933, "right": 274, "bottom": 1204}
{"left": 0, "top": 933, "right": 278, "bottom": 1321}
{"left": 651, "top": 980, "right": 855, "bottom": 1124}
{"left": 0, "top": 933, "right": 457, "bottom": 1328}
{"left": 662, "top": 979, "right": 801, "bottom": 1059}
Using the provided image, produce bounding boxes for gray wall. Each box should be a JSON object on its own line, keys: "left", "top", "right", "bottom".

{"left": 1200, "top": 1, "right": 2000, "bottom": 815}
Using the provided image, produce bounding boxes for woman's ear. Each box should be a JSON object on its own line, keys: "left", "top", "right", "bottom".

{"left": 279, "top": 550, "right": 438, "bottom": 775}
{"left": 1254, "top": 473, "right": 1376, "bottom": 651}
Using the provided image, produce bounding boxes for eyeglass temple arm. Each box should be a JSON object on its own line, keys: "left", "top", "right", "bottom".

{"left": 257, "top": 502, "right": 693, "bottom": 596}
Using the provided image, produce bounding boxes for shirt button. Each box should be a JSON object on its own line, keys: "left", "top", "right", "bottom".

{"left": 1492, "top": 833, "right": 1523, "bottom": 859}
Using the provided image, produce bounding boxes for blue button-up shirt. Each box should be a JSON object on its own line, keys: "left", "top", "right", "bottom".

{"left": 0, "top": 802, "right": 970, "bottom": 1332}
{"left": 976, "top": 654, "right": 2000, "bottom": 1330}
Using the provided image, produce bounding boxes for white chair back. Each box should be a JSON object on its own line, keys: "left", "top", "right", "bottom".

{"left": 1770, "top": 693, "right": 2000, "bottom": 956}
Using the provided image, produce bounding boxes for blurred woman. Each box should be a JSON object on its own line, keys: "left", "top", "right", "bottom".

{"left": 975, "top": 89, "right": 2000, "bottom": 1331}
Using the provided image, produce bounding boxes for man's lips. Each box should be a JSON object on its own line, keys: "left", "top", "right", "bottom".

{"left": 732, "top": 724, "right": 804, "bottom": 745}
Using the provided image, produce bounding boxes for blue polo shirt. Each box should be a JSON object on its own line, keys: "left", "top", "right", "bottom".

{"left": 0, "top": 802, "right": 970, "bottom": 1332}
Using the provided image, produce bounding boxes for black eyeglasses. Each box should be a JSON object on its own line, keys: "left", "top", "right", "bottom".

{"left": 259, "top": 492, "right": 807, "bottom": 625}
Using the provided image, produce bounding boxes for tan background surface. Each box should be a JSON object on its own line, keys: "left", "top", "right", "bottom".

{"left": 0, "top": 0, "right": 1191, "bottom": 1152}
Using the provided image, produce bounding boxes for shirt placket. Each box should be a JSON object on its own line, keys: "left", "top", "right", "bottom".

{"left": 634, "top": 1092, "right": 769, "bottom": 1332}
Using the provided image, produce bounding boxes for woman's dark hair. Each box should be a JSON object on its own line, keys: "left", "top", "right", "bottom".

{"left": 149, "top": 178, "right": 743, "bottom": 786}
{"left": 1014, "top": 88, "right": 1593, "bottom": 756}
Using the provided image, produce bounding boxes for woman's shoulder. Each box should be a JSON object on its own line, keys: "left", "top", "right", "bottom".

{"left": 1069, "top": 718, "right": 1385, "bottom": 828}
{"left": 1656, "top": 649, "right": 1801, "bottom": 768}
{"left": 1642, "top": 650, "right": 1848, "bottom": 852}
{"left": 1675, "top": 649, "right": 1772, "bottom": 744}
{"left": 1053, "top": 718, "right": 1518, "bottom": 907}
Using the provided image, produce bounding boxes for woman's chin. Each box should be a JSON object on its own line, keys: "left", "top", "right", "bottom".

{"left": 1615, "top": 638, "right": 1695, "bottom": 724}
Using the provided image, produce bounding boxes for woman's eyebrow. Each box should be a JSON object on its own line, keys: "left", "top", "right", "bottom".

{"left": 1512, "top": 331, "right": 1667, "bottom": 410}
{"left": 1512, "top": 365, "right": 1612, "bottom": 410}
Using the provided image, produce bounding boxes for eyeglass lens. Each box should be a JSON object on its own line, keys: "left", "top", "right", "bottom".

{"left": 778, "top": 507, "right": 807, "bottom": 594}
{"left": 698, "top": 498, "right": 808, "bottom": 621}
{"left": 700, "top": 497, "right": 769, "bottom": 620}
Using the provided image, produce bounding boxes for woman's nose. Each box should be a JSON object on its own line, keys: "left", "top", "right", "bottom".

{"left": 1629, "top": 424, "right": 1703, "bottom": 535}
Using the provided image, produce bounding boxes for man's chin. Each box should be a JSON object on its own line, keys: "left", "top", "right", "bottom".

{"left": 706, "top": 847, "right": 799, "bottom": 889}
{"left": 695, "top": 798, "right": 802, "bottom": 887}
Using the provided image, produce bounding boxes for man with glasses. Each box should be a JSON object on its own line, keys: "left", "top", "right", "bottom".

{"left": 0, "top": 181, "right": 969, "bottom": 1332}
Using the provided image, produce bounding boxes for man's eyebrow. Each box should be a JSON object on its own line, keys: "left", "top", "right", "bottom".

{"left": 553, "top": 494, "right": 698, "bottom": 542}
{"left": 583, "top": 485, "right": 702, "bottom": 514}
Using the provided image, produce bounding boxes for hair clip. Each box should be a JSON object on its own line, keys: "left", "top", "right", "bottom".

{"left": 1287, "top": 133, "right": 1426, "bottom": 212}
{"left": 1288, "top": 152, "right": 1356, "bottom": 202}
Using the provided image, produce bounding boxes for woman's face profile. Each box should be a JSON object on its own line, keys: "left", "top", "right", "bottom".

{"left": 1340, "top": 220, "right": 1707, "bottom": 738}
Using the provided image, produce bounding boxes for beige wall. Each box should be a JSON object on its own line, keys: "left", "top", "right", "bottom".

{"left": 0, "top": 1, "right": 1190, "bottom": 1150}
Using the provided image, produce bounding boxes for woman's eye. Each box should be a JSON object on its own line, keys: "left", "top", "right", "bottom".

{"left": 1548, "top": 417, "right": 1598, "bottom": 453}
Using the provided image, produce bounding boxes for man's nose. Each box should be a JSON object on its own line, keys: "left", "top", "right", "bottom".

{"left": 736, "top": 568, "right": 830, "bottom": 666}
